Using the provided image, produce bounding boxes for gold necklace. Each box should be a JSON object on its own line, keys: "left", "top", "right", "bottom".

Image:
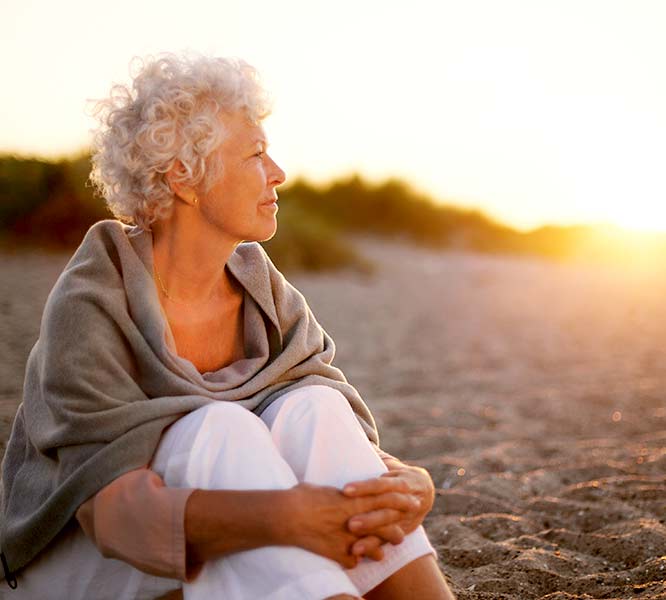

{"left": 154, "top": 268, "right": 215, "bottom": 307}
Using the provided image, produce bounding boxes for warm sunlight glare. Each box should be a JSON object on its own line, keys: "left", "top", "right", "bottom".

{"left": 610, "top": 207, "right": 666, "bottom": 234}
{"left": 580, "top": 225, "right": 666, "bottom": 271}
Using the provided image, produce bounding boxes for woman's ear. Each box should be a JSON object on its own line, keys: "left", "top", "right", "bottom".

{"left": 166, "top": 163, "right": 199, "bottom": 207}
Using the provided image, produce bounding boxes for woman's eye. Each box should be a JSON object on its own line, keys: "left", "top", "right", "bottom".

{"left": 255, "top": 151, "right": 265, "bottom": 159}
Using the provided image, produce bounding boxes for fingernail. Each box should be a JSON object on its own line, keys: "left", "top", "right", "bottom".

{"left": 354, "top": 544, "right": 365, "bottom": 554}
{"left": 345, "top": 485, "right": 356, "bottom": 493}
{"left": 349, "top": 519, "right": 362, "bottom": 531}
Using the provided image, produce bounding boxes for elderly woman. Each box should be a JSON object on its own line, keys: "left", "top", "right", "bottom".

{"left": 0, "top": 54, "right": 455, "bottom": 599}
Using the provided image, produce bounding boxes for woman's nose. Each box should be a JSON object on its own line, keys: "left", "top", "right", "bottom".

{"left": 268, "top": 156, "right": 286, "bottom": 186}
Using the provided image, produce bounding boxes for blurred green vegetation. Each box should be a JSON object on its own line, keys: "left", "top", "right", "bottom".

{"left": 0, "top": 154, "right": 109, "bottom": 247}
{"left": 2, "top": 154, "right": 665, "bottom": 272}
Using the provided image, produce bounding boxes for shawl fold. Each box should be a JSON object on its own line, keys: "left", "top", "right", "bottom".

{"left": 0, "top": 220, "right": 378, "bottom": 575}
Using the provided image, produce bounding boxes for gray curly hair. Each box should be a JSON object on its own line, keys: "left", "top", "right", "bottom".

{"left": 89, "top": 53, "right": 272, "bottom": 229}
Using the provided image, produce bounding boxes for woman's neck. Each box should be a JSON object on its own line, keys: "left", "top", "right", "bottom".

{"left": 150, "top": 208, "right": 240, "bottom": 307}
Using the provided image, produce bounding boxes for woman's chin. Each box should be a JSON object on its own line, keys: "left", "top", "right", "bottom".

{"left": 249, "top": 221, "right": 278, "bottom": 244}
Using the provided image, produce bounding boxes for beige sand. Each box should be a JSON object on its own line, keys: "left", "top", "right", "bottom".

{"left": 1, "top": 238, "right": 664, "bottom": 599}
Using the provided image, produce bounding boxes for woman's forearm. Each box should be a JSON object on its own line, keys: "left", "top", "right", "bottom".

{"left": 184, "top": 488, "right": 292, "bottom": 565}
{"left": 185, "top": 482, "right": 420, "bottom": 571}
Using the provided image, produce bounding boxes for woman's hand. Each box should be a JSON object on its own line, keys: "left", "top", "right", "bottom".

{"left": 341, "top": 461, "right": 435, "bottom": 558}
{"left": 282, "top": 482, "right": 420, "bottom": 568}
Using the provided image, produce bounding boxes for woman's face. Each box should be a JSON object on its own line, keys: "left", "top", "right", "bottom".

{"left": 197, "top": 110, "right": 286, "bottom": 244}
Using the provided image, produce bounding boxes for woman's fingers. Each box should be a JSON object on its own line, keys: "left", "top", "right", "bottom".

{"left": 347, "top": 490, "right": 419, "bottom": 519}
{"left": 345, "top": 492, "right": 419, "bottom": 539}
{"left": 350, "top": 525, "right": 406, "bottom": 561}
{"left": 340, "top": 552, "right": 360, "bottom": 569}
{"left": 350, "top": 523, "right": 404, "bottom": 557}
{"left": 288, "top": 481, "right": 424, "bottom": 568}
{"left": 351, "top": 535, "right": 384, "bottom": 560}
{"left": 348, "top": 508, "right": 404, "bottom": 535}
{"left": 368, "top": 491, "right": 420, "bottom": 514}
{"left": 374, "top": 524, "right": 405, "bottom": 545}
{"left": 343, "top": 476, "right": 410, "bottom": 497}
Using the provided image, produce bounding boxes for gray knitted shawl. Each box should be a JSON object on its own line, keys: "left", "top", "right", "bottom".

{"left": 0, "top": 219, "right": 378, "bottom": 576}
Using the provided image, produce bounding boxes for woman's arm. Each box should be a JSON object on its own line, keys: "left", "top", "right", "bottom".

{"left": 185, "top": 482, "right": 420, "bottom": 570}
{"left": 78, "top": 467, "right": 420, "bottom": 580}
{"left": 76, "top": 468, "right": 196, "bottom": 580}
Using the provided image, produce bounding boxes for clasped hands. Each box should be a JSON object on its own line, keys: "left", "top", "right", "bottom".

{"left": 290, "top": 461, "right": 434, "bottom": 569}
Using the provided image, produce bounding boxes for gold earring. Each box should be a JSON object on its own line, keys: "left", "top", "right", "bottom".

{"left": 193, "top": 197, "right": 198, "bottom": 206}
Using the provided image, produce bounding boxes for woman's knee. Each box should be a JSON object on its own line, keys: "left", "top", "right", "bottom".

{"left": 264, "top": 385, "right": 382, "bottom": 485}
{"left": 185, "top": 402, "right": 271, "bottom": 453}
{"left": 152, "top": 401, "right": 275, "bottom": 478}
{"left": 165, "top": 402, "right": 269, "bottom": 448}
{"left": 272, "top": 385, "right": 360, "bottom": 428}
{"left": 178, "top": 401, "right": 296, "bottom": 488}
{"left": 196, "top": 401, "right": 270, "bottom": 439}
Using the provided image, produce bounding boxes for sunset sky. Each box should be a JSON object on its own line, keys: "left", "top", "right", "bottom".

{"left": 3, "top": 0, "right": 666, "bottom": 232}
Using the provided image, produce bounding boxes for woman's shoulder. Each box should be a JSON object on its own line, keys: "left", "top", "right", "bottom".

{"left": 57, "top": 219, "right": 131, "bottom": 281}
{"left": 76, "top": 219, "right": 139, "bottom": 258}
{"left": 42, "top": 220, "right": 136, "bottom": 321}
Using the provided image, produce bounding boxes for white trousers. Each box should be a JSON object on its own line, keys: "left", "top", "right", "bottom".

{"left": 11, "top": 385, "right": 435, "bottom": 600}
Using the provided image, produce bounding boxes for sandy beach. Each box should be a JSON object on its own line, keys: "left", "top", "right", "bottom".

{"left": 1, "top": 238, "right": 664, "bottom": 599}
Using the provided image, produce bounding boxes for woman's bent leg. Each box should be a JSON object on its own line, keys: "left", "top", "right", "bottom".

{"left": 260, "top": 385, "right": 438, "bottom": 596}
{"left": 364, "top": 555, "right": 456, "bottom": 600}
{"left": 150, "top": 401, "right": 360, "bottom": 600}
